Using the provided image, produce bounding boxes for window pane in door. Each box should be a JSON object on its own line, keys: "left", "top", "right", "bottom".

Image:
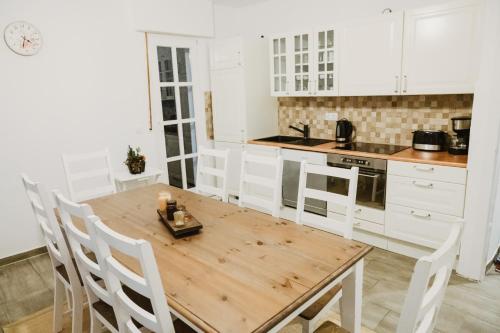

{"left": 318, "top": 31, "right": 325, "bottom": 49}
{"left": 274, "top": 57, "right": 279, "bottom": 74}
{"left": 281, "top": 76, "right": 287, "bottom": 91}
{"left": 274, "top": 77, "right": 280, "bottom": 91}
{"left": 280, "top": 56, "right": 286, "bottom": 74}
{"left": 302, "top": 34, "right": 308, "bottom": 51}
{"left": 164, "top": 124, "right": 180, "bottom": 158}
{"left": 280, "top": 38, "right": 286, "bottom": 53}
{"left": 327, "top": 30, "right": 334, "bottom": 48}
{"left": 182, "top": 122, "right": 197, "bottom": 155}
{"left": 180, "top": 86, "right": 195, "bottom": 119}
{"left": 273, "top": 39, "right": 279, "bottom": 55}
{"left": 185, "top": 157, "right": 197, "bottom": 189}
{"left": 294, "top": 35, "right": 300, "bottom": 51}
{"left": 176, "top": 48, "right": 192, "bottom": 82}
{"left": 167, "top": 160, "right": 182, "bottom": 188}
{"left": 157, "top": 47, "right": 173, "bottom": 82}
{"left": 160, "top": 87, "right": 177, "bottom": 121}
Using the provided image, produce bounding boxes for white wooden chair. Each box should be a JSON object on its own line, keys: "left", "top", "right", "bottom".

{"left": 238, "top": 151, "right": 283, "bottom": 217}
{"left": 62, "top": 149, "right": 116, "bottom": 202}
{"left": 195, "top": 146, "right": 230, "bottom": 202}
{"left": 397, "top": 223, "right": 462, "bottom": 333}
{"left": 93, "top": 220, "right": 194, "bottom": 333}
{"left": 295, "top": 161, "right": 359, "bottom": 333}
{"left": 53, "top": 190, "right": 120, "bottom": 333}
{"left": 21, "top": 174, "right": 85, "bottom": 333}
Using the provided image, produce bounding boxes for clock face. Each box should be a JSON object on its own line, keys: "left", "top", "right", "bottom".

{"left": 4, "top": 21, "right": 42, "bottom": 56}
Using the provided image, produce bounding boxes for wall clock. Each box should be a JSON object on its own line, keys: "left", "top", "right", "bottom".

{"left": 4, "top": 21, "right": 42, "bottom": 56}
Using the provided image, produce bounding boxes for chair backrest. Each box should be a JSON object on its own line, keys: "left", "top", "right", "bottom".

{"left": 397, "top": 223, "right": 462, "bottom": 333}
{"left": 195, "top": 146, "right": 230, "bottom": 202}
{"left": 238, "top": 151, "right": 283, "bottom": 217}
{"left": 62, "top": 148, "right": 116, "bottom": 202}
{"left": 296, "top": 161, "right": 359, "bottom": 239}
{"left": 93, "top": 220, "right": 175, "bottom": 333}
{"left": 53, "top": 190, "right": 118, "bottom": 331}
{"left": 21, "top": 174, "right": 81, "bottom": 287}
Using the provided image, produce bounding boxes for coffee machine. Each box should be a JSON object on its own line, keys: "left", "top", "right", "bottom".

{"left": 448, "top": 116, "right": 471, "bottom": 155}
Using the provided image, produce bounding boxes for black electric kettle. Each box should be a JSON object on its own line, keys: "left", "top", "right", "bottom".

{"left": 336, "top": 119, "right": 355, "bottom": 143}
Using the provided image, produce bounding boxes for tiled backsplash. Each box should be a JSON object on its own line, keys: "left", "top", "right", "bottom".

{"left": 204, "top": 91, "right": 214, "bottom": 140}
{"left": 278, "top": 95, "right": 473, "bottom": 146}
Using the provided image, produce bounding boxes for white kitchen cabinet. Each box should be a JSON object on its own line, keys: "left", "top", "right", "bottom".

{"left": 270, "top": 35, "right": 290, "bottom": 96}
{"left": 339, "top": 12, "right": 404, "bottom": 96}
{"left": 313, "top": 27, "right": 339, "bottom": 96}
{"left": 387, "top": 175, "right": 466, "bottom": 217}
{"left": 212, "top": 36, "right": 278, "bottom": 143}
{"left": 291, "top": 31, "right": 314, "bottom": 96}
{"left": 401, "top": 0, "right": 480, "bottom": 94}
{"left": 388, "top": 160, "right": 467, "bottom": 184}
{"left": 386, "top": 204, "right": 461, "bottom": 249}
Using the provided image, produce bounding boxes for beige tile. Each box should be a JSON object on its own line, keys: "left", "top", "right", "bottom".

{"left": 3, "top": 289, "right": 53, "bottom": 324}
{"left": 458, "top": 315, "right": 500, "bottom": 333}
{"left": 28, "top": 254, "right": 54, "bottom": 290}
{"left": 0, "top": 260, "right": 49, "bottom": 304}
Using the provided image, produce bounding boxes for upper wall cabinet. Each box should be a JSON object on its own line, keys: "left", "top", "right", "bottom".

{"left": 401, "top": 0, "right": 480, "bottom": 95}
{"left": 270, "top": 27, "right": 339, "bottom": 97}
{"left": 339, "top": 12, "right": 404, "bottom": 96}
{"left": 269, "top": 0, "right": 480, "bottom": 97}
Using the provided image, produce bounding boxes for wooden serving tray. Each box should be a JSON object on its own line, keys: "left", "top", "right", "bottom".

{"left": 157, "top": 210, "right": 203, "bottom": 238}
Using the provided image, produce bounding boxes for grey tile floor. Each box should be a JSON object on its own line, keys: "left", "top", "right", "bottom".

{"left": 0, "top": 248, "right": 499, "bottom": 332}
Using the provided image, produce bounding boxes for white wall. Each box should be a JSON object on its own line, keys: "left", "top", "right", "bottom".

{"left": 0, "top": 0, "right": 213, "bottom": 259}
{"left": 131, "top": 0, "right": 214, "bottom": 37}
{"left": 486, "top": 124, "right": 500, "bottom": 264}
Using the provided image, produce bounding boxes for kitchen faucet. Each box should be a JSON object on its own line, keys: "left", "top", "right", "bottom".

{"left": 289, "top": 122, "right": 310, "bottom": 139}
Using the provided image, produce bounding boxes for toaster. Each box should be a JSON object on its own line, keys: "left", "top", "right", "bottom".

{"left": 412, "top": 130, "right": 448, "bottom": 151}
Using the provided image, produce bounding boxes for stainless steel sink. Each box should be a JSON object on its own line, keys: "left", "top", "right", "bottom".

{"left": 255, "top": 136, "right": 334, "bottom": 147}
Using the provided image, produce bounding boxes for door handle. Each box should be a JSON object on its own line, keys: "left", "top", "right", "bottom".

{"left": 402, "top": 75, "right": 408, "bottom": 93}
{"left": 412, "top": 180, "right": 433, "bottom": 188}
{"left": 394, "top": 75, "right": 399, "bottom": 93}
{"left": 414, "top": 165, "right": 434, "bottom": 172}
{"left": 410, "top": 210, "right": 431, "bottom": 218}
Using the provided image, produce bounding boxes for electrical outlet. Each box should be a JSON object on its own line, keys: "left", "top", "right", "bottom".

{"left": 325, "top": 112, "right": 338, "bottom": 121}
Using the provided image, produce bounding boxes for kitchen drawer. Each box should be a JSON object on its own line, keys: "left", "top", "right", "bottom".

{"left": 353, "top": 229, "right": 388, "bottom": 249}
{"left": 327, "top": 211, "right": 384, "bottom": 235}
{"left": 328, "top": 203, "right": 385, "bottom": 225}
{"left": 388, "top": 160, "right": 467, "bottom": 184}
{"left": 387, "top": 175, "right": 465, "bottom": 216}
{"left": 386, "top": 204, "right": 461, "bottom": 249}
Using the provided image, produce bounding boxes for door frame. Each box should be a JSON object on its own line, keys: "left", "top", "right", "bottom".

{"left": 147, "top": 33, "right": 208, "bottom": 188}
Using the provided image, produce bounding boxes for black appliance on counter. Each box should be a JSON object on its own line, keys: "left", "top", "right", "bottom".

{"left": 336, "top": 119, "right": 355, "bottom": 143}
{"left": 448, "top": 116, "right": 471, "bottom": 155}
{"left": 412, "top": 130, "right": 448, "bottom": 152}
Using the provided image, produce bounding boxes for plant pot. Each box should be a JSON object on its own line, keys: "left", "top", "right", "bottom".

{"left": 127, "top": 160, "right": 145, "bottom": 174}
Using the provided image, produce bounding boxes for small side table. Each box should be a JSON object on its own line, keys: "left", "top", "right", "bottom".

{"left": 114, "top": 168, "right": 163, "bottom": 192}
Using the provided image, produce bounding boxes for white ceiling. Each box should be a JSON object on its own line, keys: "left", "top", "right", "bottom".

{"left": 212, "top": 0, "right": 270, "bottom": 8}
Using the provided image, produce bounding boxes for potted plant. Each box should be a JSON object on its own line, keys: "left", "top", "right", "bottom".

{"left": 124, "top": 146, "right": 146, "bottom": 174}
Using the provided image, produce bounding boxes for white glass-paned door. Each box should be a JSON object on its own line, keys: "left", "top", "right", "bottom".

{"left": 315, "top": 29, "right": 337, "bottom": 95}
{"left": 292, "top": 32, "right": 313, "bottom": 95}
{"left": 270, "top": 36, "right": 288, "bottom": 95}
{"left": 149, "top": 35, "right": 203, "bottom": 190}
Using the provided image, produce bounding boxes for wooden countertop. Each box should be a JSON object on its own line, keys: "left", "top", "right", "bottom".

{"left": 248, "top": 139, "right": 468, "bottom": 168}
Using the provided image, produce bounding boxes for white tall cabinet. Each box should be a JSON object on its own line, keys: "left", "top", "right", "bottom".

{"left": 211, "top": 36, "right": 278, "bottom": 196}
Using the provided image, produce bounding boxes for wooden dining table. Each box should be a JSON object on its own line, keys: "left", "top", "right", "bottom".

{"left": 84, "top": 184, "right": 372, "bottom": 333}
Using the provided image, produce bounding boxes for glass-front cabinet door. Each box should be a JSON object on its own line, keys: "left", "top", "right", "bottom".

{"left": 270, "top": 36, "right": 289, "bottom": 96}
{"left": 291, "top": 32, "right": 314, "bottom": 96}
{"left": 314, "top": 28, "right": 338, "bottom": 96}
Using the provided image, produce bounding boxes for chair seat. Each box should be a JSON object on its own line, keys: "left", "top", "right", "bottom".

{"left": 173, "top": 318, "right": 197, "bottom": 333}
{"left": 300, "top": 284, "right": 342, "bottom": 320}
{"left": 314, "top": 320, "right": 350, "bottom": 333}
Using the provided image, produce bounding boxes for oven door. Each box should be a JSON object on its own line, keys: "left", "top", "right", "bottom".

{"left": 326, "top": 164, "right": 386, "bottom": 211}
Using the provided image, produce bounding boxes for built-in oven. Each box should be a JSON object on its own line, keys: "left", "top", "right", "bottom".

{"left": 327, "top": 154, "right": 387, "bottom": 211}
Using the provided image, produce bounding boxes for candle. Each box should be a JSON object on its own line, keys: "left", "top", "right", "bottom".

{"left": 174, "top": 211, "right": 185, "bottom": 227}
{"left": 158, "top": 192, "right": 171, "bottom": 212}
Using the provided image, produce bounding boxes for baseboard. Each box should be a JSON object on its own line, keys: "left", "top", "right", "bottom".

{"left": 0, "top": 246, "right": 48, "bottom": 267}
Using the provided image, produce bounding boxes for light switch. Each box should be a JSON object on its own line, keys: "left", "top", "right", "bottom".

{"left": 325, "top": 112, "right": 338, "bottom": 121}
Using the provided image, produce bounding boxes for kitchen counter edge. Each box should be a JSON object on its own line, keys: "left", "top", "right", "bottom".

{"left": 247, "top": 140, "right": 468, "bottom": 168}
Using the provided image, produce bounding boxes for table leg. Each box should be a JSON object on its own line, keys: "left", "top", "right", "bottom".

{"left": 340, "top": 258, "right": 364, "bottom": 333}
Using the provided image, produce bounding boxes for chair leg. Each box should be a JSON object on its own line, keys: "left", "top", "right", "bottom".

{"left": 53, "top": 278, "right": 65, "bottom": 333}
{"left": 70, "top": 288, "right": 84, "bottom": 333}
{"left": 89, "top": 309, "right": 102, "bottom": 333}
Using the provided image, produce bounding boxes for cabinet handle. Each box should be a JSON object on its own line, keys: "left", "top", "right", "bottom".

{"left": 414, "top": 165, "right": 434, "bottom": 172}
{"left": 403, "top": 75, "right": 408, "bottom": 93}
{"left": 355, "top": 208, "right": 362, "bottom": 213}
{"left": 410, "top": 210, "right": 431, "bottom": 218}
{"left": 394, "top": 75, "right": 399, "bottom": 93}
{"left": 354, "top": 221, "right": 361, "bottom": 226}
{"left": 412, "top": 180, "right": 434, "bottom": 188}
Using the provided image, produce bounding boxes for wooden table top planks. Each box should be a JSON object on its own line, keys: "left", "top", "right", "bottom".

{"left": 85, "top": 184, "right": 372, "bottom": 333}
